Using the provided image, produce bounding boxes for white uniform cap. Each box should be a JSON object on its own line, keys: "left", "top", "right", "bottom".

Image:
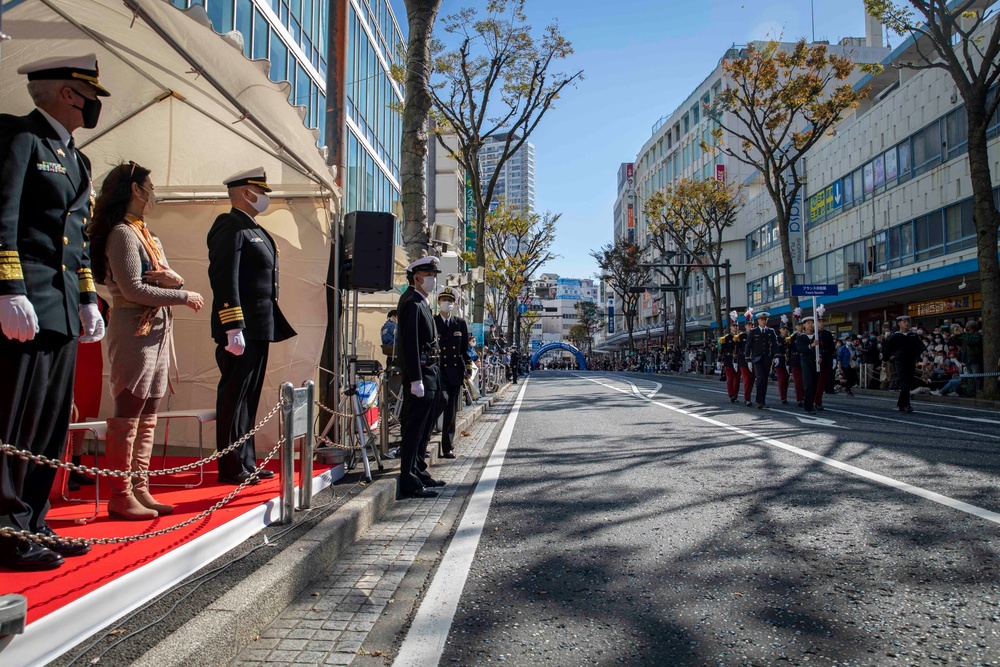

{"left": 18, "top": 54, "right": 110, "bottom": 96}
{"left": 800, "top": 316, "right": 815, "bottom": 323}
{"left": 756, "top": 311, "right": 770, "bottom": 319}
{"left": 406, "top": 256, "right": 441, "bottom": 273}
{"left": 224, "top": 167, "right": 271, "bottom": 192}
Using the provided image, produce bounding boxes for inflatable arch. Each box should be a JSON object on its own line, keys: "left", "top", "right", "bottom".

{"left": 530, "top": 342, "right": 587, "bottom": 370}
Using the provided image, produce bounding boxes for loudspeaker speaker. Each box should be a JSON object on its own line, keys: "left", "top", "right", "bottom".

{"left": 341, "top": 211, "right": 395, "bottom": 292}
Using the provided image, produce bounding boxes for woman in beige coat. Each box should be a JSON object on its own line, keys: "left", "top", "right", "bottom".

{"left": 89, "top": 162, "right": 203, "bottom": 519}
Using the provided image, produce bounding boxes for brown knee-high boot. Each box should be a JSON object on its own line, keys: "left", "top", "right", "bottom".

{"left": 131, "top": 414, "right": 173, "bottom": 515}
{"left": 106, "top": 417, "right": 158, "bottom": 520}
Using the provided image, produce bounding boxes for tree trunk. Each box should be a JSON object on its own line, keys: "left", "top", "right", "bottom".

{"left": 673, "top": 291, "right": 684, "bottom": 353}
{"left": 966, "top": 107, "right": 1000, "bottom": 397}
{"left": 400, "top": 0, "right": 443, "bottom": 263}
{"left": 775, "top": 206, "right": 800, "bottom": 311}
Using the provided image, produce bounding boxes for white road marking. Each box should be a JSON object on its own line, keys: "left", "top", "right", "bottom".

{"left": 578, "top": 375, "right": 1000, "bottom": 527}
{"left": 950, "top": 414, "right": 1000, "bottom": 426}
{"left": 769, "top": 408, "right": 847, "bottom": 429}
{"left": 393, "top": 381, "right": 530, "bottom": 667}
{"left": 820, "top": 407, "right": 1000, "bottom": 440}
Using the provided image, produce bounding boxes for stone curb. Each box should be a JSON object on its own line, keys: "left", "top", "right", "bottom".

{"left": 130, "top": 384, "right": 511, "bottom": 667}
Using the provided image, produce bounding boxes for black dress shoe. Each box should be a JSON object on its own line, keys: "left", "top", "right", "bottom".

{"left": 745, "top": 401, "right": 752, "bottom": 407}
{"left": 400, "top": 488, "right": 439, "bottom": 499}
{"left": 781, "top": 400, "right": 788, "bottom": 405}
{"left": 796, "top": 401, "right": 804, "bottom": 408}
{"left": 804, "top": 408, "right": 815, "bottom": 413}
{"left": 253, "top": 469, "right": 275, "bottom": 479}
{"left": 423, "top": 478, "right": 446, "bottom": 487}
{"left": 69, "top": 469, "right": 95, "bottom": 486}
{"left": 730, "top": 397, "right": 737, "bottom": 403}
{"left": 899, "top": 406, "right": 914, "bottom": 413}
{"left": 815, "top": 405, "right": 824, "bottom": 412}
{"left": 757, "top": 404, "right": 768, "bottom": 409}
{"left": 440, "top": 452, "right": 457, "bottom": 459}
{"left": 0, "top": 539, "right": 63, "bottom": 571}
{"left": 36, "top": 525, "right": 91, "bottom": 557}
{"left": 218, "top": 471, "right": 260, "bottom": 485}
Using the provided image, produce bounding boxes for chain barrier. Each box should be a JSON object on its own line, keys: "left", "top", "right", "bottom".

{"left": 0, "top": 400, "right": 284, "bottom": 479}
{"left": 315, "top": 401, "right": 367, "bottom": 452}
{"left": 0, "top": 437, "right": 285, "bottom": 548}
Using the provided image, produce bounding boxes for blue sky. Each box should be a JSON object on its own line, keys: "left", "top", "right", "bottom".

{"left": 391, "top": 0, "right": 875, "bottom": 280}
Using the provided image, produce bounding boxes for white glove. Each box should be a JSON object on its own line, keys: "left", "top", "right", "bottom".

{"left": 773, "top": 357, "right": 780, "bottom": 368}
{"left": 0, "top": 295, "right": 39, "bottom": 342}
{"left": 79, "top": 303, "right": 105, "bottom": 343}
{"left": 225, "top": 328, "right": 246, "bottom": 356}
{"left": 747, "top": 362, "right": 753, "bottom": 370}
{"left": 410, "top": 380, "right": 425, "bottom": 398}
{"left": 732, "top": 362, "right": 738, "bottom": 371}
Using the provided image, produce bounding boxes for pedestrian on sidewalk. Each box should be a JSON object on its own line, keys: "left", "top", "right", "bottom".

{"left": 395, "top": 256, "right": 445, "bottom": 499}
{"left": 434, "top": 288, "right": 470, "bottom": 460}
{"left": 90, "top": 161, "right": 204, "bottom": 519}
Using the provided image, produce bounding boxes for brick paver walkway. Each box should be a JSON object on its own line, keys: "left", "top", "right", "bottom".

{"left": 231, "top": 392, "right": 515, "bottom": 667}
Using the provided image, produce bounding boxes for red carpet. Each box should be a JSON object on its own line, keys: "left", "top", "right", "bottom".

{"left": 5, "top": 457, "right": 333, "bottom": 625}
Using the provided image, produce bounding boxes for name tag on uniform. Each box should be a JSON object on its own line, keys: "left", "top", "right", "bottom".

{"left": 453, "top": 331, "right": 462, "bottom": 336}
{"left": 37, "top": 161, "right": 67, "bottom": 174}
{"left": 249, "top": 237, "right": 264, "bottom": 243}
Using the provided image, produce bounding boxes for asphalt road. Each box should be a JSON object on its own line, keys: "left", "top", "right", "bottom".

{"left": 428, "top": 371, "right": 1000, "bottom": 667}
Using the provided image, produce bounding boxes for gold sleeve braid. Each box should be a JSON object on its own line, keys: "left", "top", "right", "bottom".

{"left": 218, "top": 305, "right": 244, "bottom": 325}
{"left": 0, "top": 250, "right": 23, "bottom": 281}
{"left": 77, "top": 267, "right": 96, "bottom": 293}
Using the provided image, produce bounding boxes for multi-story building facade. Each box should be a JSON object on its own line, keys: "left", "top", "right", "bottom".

{"left": 172, "top": 0, "right": 403, "bottom": 216}
{"left": 526, "top": 275, "right": 598, "bottom": 351}
{"left": 742, "top": 9, "right": 1000, "bottom": 336}
{"left": 607, "top": 13, "right": 890, "bottom": 352}
{"left": 479, "top": 132, "right": 537, "bottom": 213}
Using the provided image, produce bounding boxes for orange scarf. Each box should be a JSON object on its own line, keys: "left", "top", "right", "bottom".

{"left": 125, "top": 215, "right": 166, "bottom": 336}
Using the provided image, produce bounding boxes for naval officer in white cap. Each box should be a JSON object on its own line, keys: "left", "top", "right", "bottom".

{"left": 395, "top": 256, "right": 445, "bottom": 498}
{"left": 207, "top": 167, "right": 296, "bottom": 485}
{"left": 0, "top": 54, "right": 111, "bottom": 570}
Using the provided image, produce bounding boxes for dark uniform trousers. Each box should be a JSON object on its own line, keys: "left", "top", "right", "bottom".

{"left": 402, "top": 384, "right": 443, "bottom": 490}
{"left": 894, "top": 361, "right": 915, "bottom": 409}
{"left": 0, "top": 110, "right": 98, "bottom": 542}
{"left": 800, "top": 356, "right": 818, "bottom": 411}
{"left": 752, "top": 358, "right": 772, "bottom": 405}
{"left": 0, "top": 333, "right": 77, "bottom": 533}
{"left": 438, "top": 381, "right": 462, "bottom": 456}
{"left": 775, "top": 357, "right": 789, "bottom": 401}
{"left": 215, "top": 340, "right": 269, "bottom": 477}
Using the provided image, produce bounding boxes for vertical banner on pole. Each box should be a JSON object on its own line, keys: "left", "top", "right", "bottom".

{"left": 607, "top": 306, "right": 615, "bottom": 334}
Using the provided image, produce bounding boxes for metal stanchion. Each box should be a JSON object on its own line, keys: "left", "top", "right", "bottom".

{"left": 280, "top": 383, "right": 296, "bottom": 525}
{"left": 299, "top": 380, "right": 315, "bottom": 510}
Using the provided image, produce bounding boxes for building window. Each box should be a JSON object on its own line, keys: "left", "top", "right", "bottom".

{"left": 946, "top": 108, "right": 969, "bottom": 159}
{"left": 912, "top": 120, "right": 942, "bottom": 176}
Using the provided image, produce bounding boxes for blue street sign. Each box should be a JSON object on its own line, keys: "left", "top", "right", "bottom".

{"left": 791, "top": 284, "right": 839, "bottom": 297}
{"left": 517, "top": 303, "right": 529, "bottom": 314}
{"left": 831, "top": 180, "right": 843, "bottom": 209}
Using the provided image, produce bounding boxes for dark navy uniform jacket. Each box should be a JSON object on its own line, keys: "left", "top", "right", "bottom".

{"left": 396, "top": 286, "right": 441, "bottom": 392}
{"left": 434, "top": 313, "right": 471, "bottom": 387}
{"left": 0, "top": 110, "right": 98, "bottom": 335}
{"left": 207, "top": 208, "right": 295, "bottom": 344}
{"left": 744, "top": 326, "right": 778, "bottom": 362}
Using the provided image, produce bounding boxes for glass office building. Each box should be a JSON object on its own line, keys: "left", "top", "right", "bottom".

{"left": 170, "top": 0, "right": 403, "bottom": 214}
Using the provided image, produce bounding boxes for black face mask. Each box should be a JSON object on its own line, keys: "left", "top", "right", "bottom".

{"left": 70, "top": 93, "right": 102, "bottom": 129}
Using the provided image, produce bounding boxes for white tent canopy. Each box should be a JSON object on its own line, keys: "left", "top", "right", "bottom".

{"left": 1, "top": 0, "right": 341, "bottom": 448}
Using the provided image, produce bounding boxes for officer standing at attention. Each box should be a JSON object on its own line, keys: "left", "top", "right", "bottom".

{"left": 775, "top": 317, "right": 791, "bottom": 405}
{"left": 744, "top": 311, "right": 778, "bottom": 409}
{"left": 795, "top": 317, "right": 819, "bottom": 413}
{"left": 813, "top": 315, "right": 837, "bottom": 412}
{"left": 719, "top": 315, "right": 741, "bottom": 403}
{"left": 208, "top": 168, "right": 296, "bottom": 485}
{"left": 434, "top": 287, "right": 471, "bottom": 459}
{"left": 396, "top": 256, "right": 445, "bottom": 498}
{"left": 884, "top": 314, "right": 924, "bottom": 414}
{"left": 0, "top": 55, "right": 109, "bottom": 570}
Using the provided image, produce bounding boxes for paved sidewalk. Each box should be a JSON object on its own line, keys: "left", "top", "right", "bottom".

{"left": 230, "top": 391, "right": 516, "bottom": 667}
